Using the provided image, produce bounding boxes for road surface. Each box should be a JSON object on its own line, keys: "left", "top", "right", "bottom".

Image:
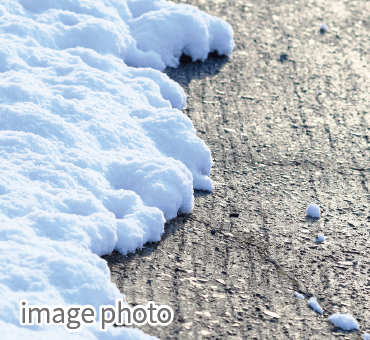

{"left": 103, "top": 0, "right": 370, "bottom": 338}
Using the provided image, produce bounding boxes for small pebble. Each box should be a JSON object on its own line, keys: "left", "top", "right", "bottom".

{"left": 189, "top": 228, "right": 193, "bottom": 232}
{"left": 280, "top": 54, "right": 288, "bottom": 63}
{"left": 317, "top": 90, "right": 322, "bottom": 95}
{"left": 211, "top": 229, "right": 216, "bottom": 235}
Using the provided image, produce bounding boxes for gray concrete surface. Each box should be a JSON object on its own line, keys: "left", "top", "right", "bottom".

{"left": 103, "top": 0, "right": 370, "bottom": 338}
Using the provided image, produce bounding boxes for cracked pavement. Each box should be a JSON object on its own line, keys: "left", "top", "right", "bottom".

{"left": 103, "top": 0, "right": 370, "bottom": 338}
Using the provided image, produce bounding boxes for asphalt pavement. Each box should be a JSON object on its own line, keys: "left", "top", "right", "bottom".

{"left": 103, "top": 0, "right": 370, "bottom": 338}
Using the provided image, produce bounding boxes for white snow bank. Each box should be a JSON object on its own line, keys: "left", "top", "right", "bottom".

{"left": 329, "top": 313, "right": 359, "bottom": 331}
{"left": 1, "top": 0, "right": 234, "bottom": 71}
{"left": 308, "top": 297, "right": 323, "bottom": 314}
{"left": 306, "top": 203, "right": 320, "bottom": 218}
{"left": 0, "top": 0, "right": 235, "bottom": 338}
{"left": 294, "top": 292, "right": 305, "bottom": 299}
{"left": 363, "top": 333, "right": 370, "bottom": 340}
{"left": 1, "top": 319, "right": 157, "bottom": 340}
{"left": 316, "top": 234, "right": 325, "bottom": 243}
{"left": 128, "top": 0, "right": 235, "bottom": 68}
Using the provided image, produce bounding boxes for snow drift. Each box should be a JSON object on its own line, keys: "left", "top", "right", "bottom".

{"left": 0, "top": 0, "right": 234, "bottom": 338}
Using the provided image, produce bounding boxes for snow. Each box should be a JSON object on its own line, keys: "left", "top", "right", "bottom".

{"left": 316, "top": 234, "right": 325, "bottom": 243}
{"left": 329, "top": 313, "right": 359, "bottom": 331}
{"left": 0, "top": 0, "right": 234, "bottom": 338}
{"left": 294, "top": 292, "right": 305, "bottom": 300}
{"left": 363, "top": 333, "right": 370, "bottom": 340}
{"left": 307, "top": 297, "right": 323, "bottom": 314}
{"left": 128, "top": 1, "right": 235, "bottom": 69}
{"left": 320, "top": 23, "right": 328, "bottom": 33}
{"left": 306, "top": 203, "right": 320, "bottom": 218}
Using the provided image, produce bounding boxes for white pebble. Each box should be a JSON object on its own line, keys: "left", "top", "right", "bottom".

{"left": 189, "top": 228, "right": 193, "bottom": 232}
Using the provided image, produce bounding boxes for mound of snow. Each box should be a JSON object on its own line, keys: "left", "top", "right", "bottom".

{"left": 128, "top": 0, "right": 235, "bottom": 69}
{"left": 308, "top": 297, "right": 323, "bottom": 314}
{"left": 0, "top": 0, "right": 235, "bottom": 338}
{"left": 329, "top": 313, "right": 359, "bottom": 331}
{"left": 306, "top": 203, "right": 320, "bottom": 218}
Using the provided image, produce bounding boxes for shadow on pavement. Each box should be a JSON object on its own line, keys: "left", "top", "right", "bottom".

{"left": 102, "top": 190, "right": 211, "bottom": 266}
{"left": 194, "top": 189, "right": 212, "bottom": 198}
{"left": 102, "top": 213, "right": 190, "bottom": 265}
{"left": 163, "top": 51, "right": 229, "bottom": 87}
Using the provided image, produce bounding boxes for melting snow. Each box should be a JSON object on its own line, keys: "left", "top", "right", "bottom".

{"left": 308, "top": 297, "right": 323, "bottom": 314}
{"left": 294, "top": 292, "right": 305, "bottom": 300}
{"left": 329, "top": 313, "right": 359, "bottom": 331}
{"left": 316, "top": 234, "right": 325, "bottom": 243}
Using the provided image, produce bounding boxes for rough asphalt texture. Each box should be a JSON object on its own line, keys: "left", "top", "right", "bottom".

{"left": 103, "top": 0, "right": 370, "bottom": 338}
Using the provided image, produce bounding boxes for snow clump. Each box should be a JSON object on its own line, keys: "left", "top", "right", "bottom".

{"left": 308, "top": 297, "right": 323, "bottom": 314}
{"left": 306, "top": 204, "right": 320, "bottom": 217}
{"left": 294, "top": 292, "right": 305, "bottom": 300}
{"left": 316, "top": 234, "right": 325, "bottom": 243}
{"left": 329, "top": 313, "right": 359, "bottom": 331}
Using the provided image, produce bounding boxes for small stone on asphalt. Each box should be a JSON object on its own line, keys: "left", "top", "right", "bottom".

{"left": 280, "top": 54, "right": 288, "bottom": 62}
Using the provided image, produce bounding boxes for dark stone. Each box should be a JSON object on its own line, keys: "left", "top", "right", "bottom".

{"left": 280, "top": 54, "right": 288, "bottom": 62}
{"left": 229, "top": 213, "right": 239, "bottom": 218}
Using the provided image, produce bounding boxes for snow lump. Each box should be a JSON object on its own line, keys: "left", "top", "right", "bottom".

{"left": 294, "top": 292, "right": 305, "bottom": 300}
{"left": 329, "top": 313, "right": 359, "bottom": 331}
{"left": 306, "top": 203, "right": 320, "bottom": 218}
{"left": 308, "top": 297, "right": 323, "bottom": 314}
{"left": 316, "top": 234, "right": 325, "bottom": 243}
